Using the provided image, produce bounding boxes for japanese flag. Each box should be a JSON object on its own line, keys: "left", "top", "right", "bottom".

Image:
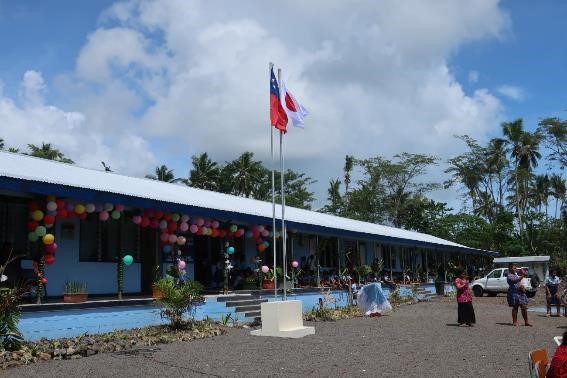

{"left": 280, "top": 80, "right": 308, "bottom": 128}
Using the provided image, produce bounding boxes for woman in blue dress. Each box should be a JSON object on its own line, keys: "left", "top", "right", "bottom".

{"left": 357, "top": 282, "right": 392, "bottom": 317}
{"left": 506, "top": 263, "right": 532, "bottom": 326}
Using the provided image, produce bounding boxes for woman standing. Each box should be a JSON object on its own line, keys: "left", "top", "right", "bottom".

{"left": 454, "top": 269, "right": 475, "bottom": 326}
{"left": 545, "top": 269, "right": 562, "bottom": 317}
{"left": 506, "top": 263, "right": 532, "bottom": 326}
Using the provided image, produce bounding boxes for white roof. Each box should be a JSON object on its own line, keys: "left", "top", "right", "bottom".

{"left": 0, "top": 152, "right": 494, "bottom": 254}
{"left": 493, "top": 256, "right": 550, "bottom": 263}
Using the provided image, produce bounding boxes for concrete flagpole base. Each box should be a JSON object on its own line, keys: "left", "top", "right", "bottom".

{"left": 250, "top": 300, "right": 315, "bottom": 338}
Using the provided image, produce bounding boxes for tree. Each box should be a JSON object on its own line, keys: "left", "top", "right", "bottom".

{"left": 186, "top": 153, "right": 219, "bottom": 191}
{"left": 221, "top": 152, "right": 265, "bottom": 198}
{"left": 26, "top": 142, "right": 74, "bottom": 163}
{"left": 273, "top": 169, "right": 316, "bottom": 210}
{"left": 321, "top": 179, "right": 343, "bottom": 215}
{"left": 0, "top": 138, "right": 4, "bottom": 150}
{"left": 146, "top": 165, "right": 176, "bottom": 182}
{"left": 343, "top": 155, "right": 355, "bottom": 194}
{"left": 529, "top": 174, "right": 550, "bottom": 215}
{"left": 550, "top": 174, "right": 566, "bottom": 218}
{"left": 538, "top": 117, "right": 567, "bottom": 169}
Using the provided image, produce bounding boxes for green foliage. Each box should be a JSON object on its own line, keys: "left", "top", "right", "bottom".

{"left": 26, "top": 142, "right": 74, "bottom": 163}
{"left": 145, "top": 165, "right": 176, "bottom": 182}
{"left": 356, "top": 265, "right": 372, "bottom": 281}
{"left": 154, "top": 278, "right": 204, "bottom": 329}
{"left": 0, "top": 287, "right": 25, "bottom": 351}
{"left": 63, "top": 281, "right": 87, "bottom": 294}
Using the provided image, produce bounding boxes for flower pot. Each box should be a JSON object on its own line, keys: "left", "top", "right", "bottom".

{"left": 151, "top": 284, "right": 164, "bottom": 299}
{"left": 262, "top": 279, "right": 275, "bottom": 290}
{"left": 63, "top": 293, "right": 88, "bottom": 303}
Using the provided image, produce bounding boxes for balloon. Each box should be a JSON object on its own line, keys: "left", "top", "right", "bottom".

{"left": 154, "top": 210, "right": 164, "bottom": 219}
{"left": 122, "top": 255, "right": 134, "bottom": 266}
{"left": 31, "top": 210, "right": 44, "bottom": 221}
{"left": 35, "top": 226, "right": 47, "bottom": 237}
{"left": 261, "top": 229, "right": 270, "bottom": 237}
{"left": 28, "top": 221, "right": 39, "bottom": 231}
{"left": 261, "top": 265, "right": 269, "bottom": 273}
{"left": 115, "top": 204, "right": 125, "bottom": 212}
{"left": 178, "top": 260, "right": 186, "bottom": 269}
{"left": 141, "top": 217, "right": 151, "bottom": 228}
{"left": 28, "top": 232, "right": 39, "bottom": 242}
{"left": 211, "top": 220, "right": 219, "bottom": 229}
{"left": 195, "top": 217, "right": 205, "bottom": 227}
{"left": 56, "top": 199, "right": 66, "bottom": 209}
{"left": 99, "top": 211, "right": 109, "bottom": 221}
{"left": 111, "top": 210, "right": 121, "bottom": 220}
{"left": 41, "top": 277, "right": 48, "bottom": 284}
{"left": 256, "top": 237, "right": 263, "bottom": 245}
{"left": 176, "top": 236, "right": 186, "bottom": 245}
{"left": 199, "top": 227, "right": 208, "bottom": 235}
{"left": 167, "top": 222, "right": 177, "bottom": 232}
{"left": 227, "top": 246, "right": 235, "bottom": 255}
{"left": 179, "top": 222, "right": 189, "bottom": 232}
{"left": 190, "top": 224, "right": 198, "bottom": 233}
{"left": 181, "top": 214, "right": 190, "bottom": 223}
{"left": 132, "top": 215, "right": 142, "bottom": 224}
{"left": 74, "top": 204, "right": 86, "bottom": 214}
{"left": 79, "top": 212, "right": 87, "bottom": 220}
{"left": 229, "top": 225, "right": 238, "bottom": 233}
{"left": 150, "top": 219, "right": 159, "bottom": 229}
{"left": 171, "top": 213, "right": 180, "bottom": 222}
{"left": 263, "top": 241, "right": 270, "bottom": 248}
{"left": 44, "top": 255, "right": 55, "bottom": 265}
{"left": 163, "top": 213, "right": 172, "bottom": 222}
{"left": 42, "top": 234, "right": 55, "bottom": 245}
{"left": 159, "top": 220, "right": 168, "bottom": 230}
{"left": 95, "top": 203, "right": 104, "bottom": 212}
{"left": 46, "top": 201, "right": 57, "bottom": 211}
{"left": 245, "top": 230, "right": 253, "bottom": 238}
{"left": 85, "top": 203, "right": 96, "bottom": 213}
{"left": 45, "top": 243, "right": 58, "bottom": 253}
{"left": 44, "top": 215, "right": 56, "bottom": 225}
{"left": 46, "top": 195, "right": 56, "bottom": 202}
{"left": 257, "top": 225, "right": 264, "bottom": 233}
{"left": 258, "top": 244, "right": 266, "bottom": 252}
{"left": 65, "top": 202, "right": 75, "bottom": 212}
{"left": 163, "top": 245, "right": 172, "bottom": 253}
{"left": 57, "top": 208, "right": 68, "bottom": 219}
{"left": 292, "top": 260, "right": 299, "bottom": 268}
{"left": 104, "top": 203, "right": 114, "bottom": 211}
{"left": 160, "top": 233, "right": 169, "bottom": 242}
{"left": 168, "top": 234, "right": 177, "bottom": 244}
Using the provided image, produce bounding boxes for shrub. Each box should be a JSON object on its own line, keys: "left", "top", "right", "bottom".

{"left": 63, "top": 281, "right": 87, "bottom": 294}
{"left": 0, "top": 286, "right": 26, "bottom": 351}
{"left": 154, "top": 278, "right": 204, "bottom": 329}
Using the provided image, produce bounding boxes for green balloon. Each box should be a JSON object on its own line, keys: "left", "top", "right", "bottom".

{"left": 111, "top": 210, "right": 121, "bottom": 220}
{"left": 122, "top": 254, "right": 134, "bottom": 266}
{"left": 171, "top": 213, "right": 180, "bottom": 222}
{"left": 28, "top": 232, "right": 39, "bottom": 242}
{"left": 35, "top": 226, "right": 47, "bottom": 237}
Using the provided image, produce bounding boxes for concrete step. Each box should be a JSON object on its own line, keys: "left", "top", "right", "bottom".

{"left": 245, "top": 311, "right": 261, "bottom": 318}
{"left": 216, "top": 295, "right": 259, "bottom": 302}
{"left": 224, "top": 299, "right": 268, "bottom": 307}
{"left": 235, "top": 305, "right": 261, "bottom": 313}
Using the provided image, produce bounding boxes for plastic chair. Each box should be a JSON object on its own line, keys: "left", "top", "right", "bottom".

{"left": 528, "top": 348, "right": 548, "bottom": 378}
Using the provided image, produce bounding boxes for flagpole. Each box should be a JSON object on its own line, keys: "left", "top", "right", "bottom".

{"left": 278, "top": 68, "right": 288, "bottom": 301}
{"left": 270, "top": 62, "right": 277, "bottom": 299}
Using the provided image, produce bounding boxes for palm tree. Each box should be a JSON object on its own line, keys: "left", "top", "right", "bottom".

{"left": 550, "top": 174, "right": 566, "bottom": 218}
{"left": 187, "top": 153, "right": 219, "bottom": 190}
{"left": 146, "top": 165, "right": 176, "bottom": 182}
{"left": 343, "top": 155, "right": 354, "bottom": 194}
{"left": 222, "top": 152, "right": 264, "bottom": 197}
{"left": 27, "top": 142, "right": 74, "bottom": 163}
{"left": 485, "top": 138, "right": 509, "bottom": 209}
{"left": 0, "top": 138, "right": 4, "bottom": 150}
{"left": 321, "top": 179, "right": 343, "bottom": 215}
{"left": 529, "top": 174, "right": 550, "bottom": 214}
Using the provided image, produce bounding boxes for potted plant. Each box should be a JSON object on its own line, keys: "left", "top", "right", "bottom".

{"left": 261, "top": 267, "right": 275, "bottom": 289}
{"left": 63, "top": 281, "right": 88, "bottom": 303}
{"left": 151, "top": 265, "right": 164, "bottom": 299}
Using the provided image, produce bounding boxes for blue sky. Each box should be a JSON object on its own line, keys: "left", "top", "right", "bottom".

{"left": 0, "top": 1, "right": 564, "bottom": 208}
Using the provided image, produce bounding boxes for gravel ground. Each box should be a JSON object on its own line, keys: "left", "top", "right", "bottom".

{"left": 5, "top": 297, "right": 566, "bottom": 378}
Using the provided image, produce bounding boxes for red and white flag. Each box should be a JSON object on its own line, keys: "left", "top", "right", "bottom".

{"left": 280, "top": 80, "right": 308, "bottom": 128}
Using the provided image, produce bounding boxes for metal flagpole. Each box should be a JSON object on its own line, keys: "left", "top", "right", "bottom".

{"left": 278, "top": 68, "right": 288, "bottom": 301}
{"left": 270, "top": 62, "right": 277, "bottom": 299}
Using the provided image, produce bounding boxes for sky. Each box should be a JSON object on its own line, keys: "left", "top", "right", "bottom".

{"left": 0, "top": 0, "right": 566, "bottom": 210}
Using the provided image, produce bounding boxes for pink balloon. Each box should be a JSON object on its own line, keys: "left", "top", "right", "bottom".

{"left": 115, "top": 204, "right": 125, "bottom": 212}
{"left": 45, "top": 243, "right": 58, "bottom": 253}
{"left": 179, "top": 222, "right": 189, "bottom": 232}
{"left": 150, "top": 219, "right": 159, "bottom": 229}
{"left": 99, "top": 211, "right": 109, "bottom": 221}
{"left": 195, "top": 217, "right": 205, "bottom": 227}
{"left": 292, "top": 260, "right": 299, "bottom": 268}
{"left": 132, "top": 215, "right": 142, "bottom": 225}
{"left": 261, "top": 265, "right": 269, "bottom": 273}
{"left": 160, "top": 232, "right": 169, "bottom": 242}
{"left": 261, "top": 229, "right": 269, "bottom": 237}
{"left": 257, "top": 225, "right": 264, "bottom": 233}
{"left": 168, "top": 234, "right": 177, "bottom": 243}
{"left": 159, "top": 220, "right": 168, "bottom": 230}
{"left": 178, "top": 260, "right": 186, "bottom": 269}
{"left": 189, "top": 224, "right": 199, "bottom": 233}
{"left": 211, "top": 220, "right": 219, "bottom": 229}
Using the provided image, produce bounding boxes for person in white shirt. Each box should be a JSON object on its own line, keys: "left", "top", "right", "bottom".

{"left": 546, "top": 269, "right": 562, "bottom": 317}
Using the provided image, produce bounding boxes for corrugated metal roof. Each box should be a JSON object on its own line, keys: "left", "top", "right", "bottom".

{"left": 0, "top": 151, "right": 498, "bottom": 255}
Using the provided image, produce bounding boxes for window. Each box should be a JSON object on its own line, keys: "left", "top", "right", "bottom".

{"left": 0, "top": 199, "right": 33, "bottom": 258}
{"left": 487, "top": 270, "right": 501, "bottom": 279}
{"left": 80, "top": 214, "right": 139, "bottom": 262}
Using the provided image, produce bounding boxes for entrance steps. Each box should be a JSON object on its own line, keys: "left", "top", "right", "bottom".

{"left": 216, "top": 293, "right": 268, "bottom": 319}
{"left": 409, "top": 285, "right": 437, "bottom": 300}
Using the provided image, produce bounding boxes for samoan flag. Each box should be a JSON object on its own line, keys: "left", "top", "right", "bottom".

{"left": 270, "top": 67, "right": 288, "bottom": 133}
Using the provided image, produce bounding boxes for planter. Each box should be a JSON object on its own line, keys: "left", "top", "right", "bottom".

{"left": 262, "top": 279, "right": 275, "bottom": 290}
{"left": 151, "top": 284, "right": 164, "bottom": 299}
{"left": 63, "top": 293, "right": 88, "bottom": 303}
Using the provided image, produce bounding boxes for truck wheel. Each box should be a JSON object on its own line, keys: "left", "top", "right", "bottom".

{"left": 473, "top": 286, "right": 483, "bottom": 297}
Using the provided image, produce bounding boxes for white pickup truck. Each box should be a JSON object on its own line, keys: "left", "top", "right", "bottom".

{"left": 470, "top": 267, "right": 537, "bottom": 298}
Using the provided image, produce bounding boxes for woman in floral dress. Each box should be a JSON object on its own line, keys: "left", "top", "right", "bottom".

{"left": 454, "top": 269, "right": 475, "bottom": 326}
{"left": 506, "top": 263, "right": 532, "bottom": 326}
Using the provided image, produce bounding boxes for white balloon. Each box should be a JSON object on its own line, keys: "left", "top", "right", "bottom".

{"left": 181, "top": 214, "right": 190, "bottom": 223}
{"left": 85, "top": 203, "right": 96, "bottom": 213}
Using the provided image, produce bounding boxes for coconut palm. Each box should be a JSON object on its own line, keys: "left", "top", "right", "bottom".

{"left": 187, "top": 153, "right": 219, "bottom": 190}
{"left": 146, "top": 165, "right": 176, "bottom": 182}
{"left": 0, "top": 138, "right": 4, "bottom": 150}
{"left": 343, "top": 155, "right": 355, "bottom": 194}
{"left": 529, "top": 174, "right": 551, "bottom": 214}
{"left": 222, "top": 152, "right": 264, "bottom": 198}
{"left": 26, "top": 142, "right": 74, "bottom": 163}
{"left": 550, "top": 174, "right": 566, "bottom": 218}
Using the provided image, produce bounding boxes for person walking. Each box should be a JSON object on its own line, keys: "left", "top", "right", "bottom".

{"left": 506, "top": 263, "right": 532, "bottom": 326}
{"left": 546, "top": 269, "right": 562, "bottom": 317}
{"left": 454, "top": 269, "right": 475, "bottom": 327}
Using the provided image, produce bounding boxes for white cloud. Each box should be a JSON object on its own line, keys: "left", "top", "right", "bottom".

{"left": 468, "top": 70, "right": 479, "bottom": 84}
{"left": 19, "top": 70, "right": 46, "bottom": 106}
{"left": 2, "top": 0, "right": 512, "bottom": 209}
{"left": 497, "top": 84, "right": 525, "bottom": 101}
